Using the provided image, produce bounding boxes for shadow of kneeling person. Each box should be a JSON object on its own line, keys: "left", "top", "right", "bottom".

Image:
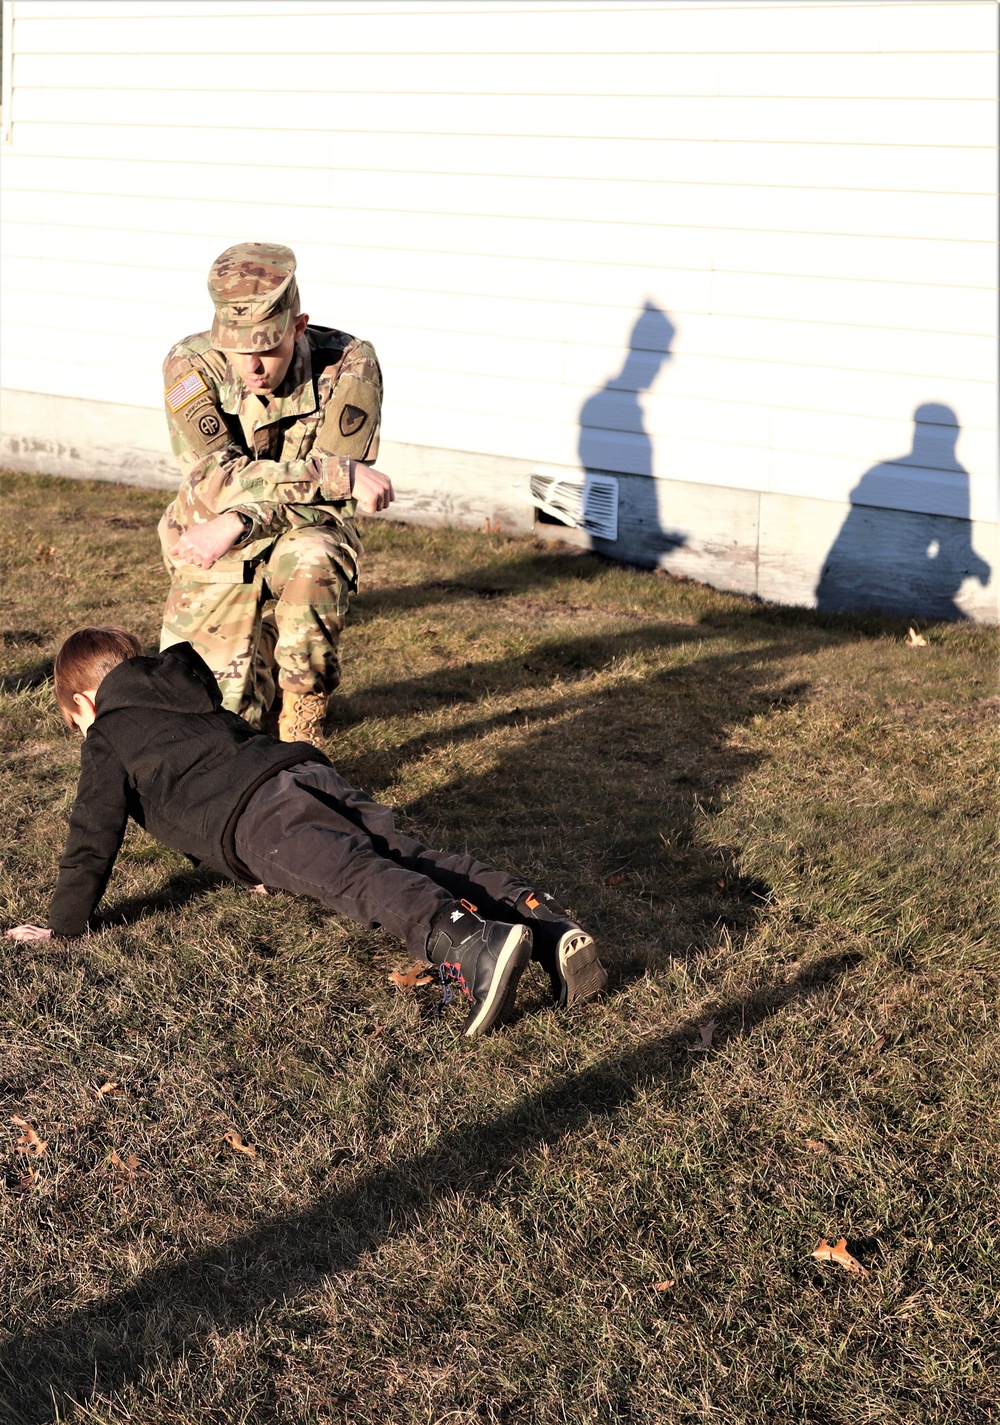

{"left": 816, "top": 403, "right": 991, "bottom": 620}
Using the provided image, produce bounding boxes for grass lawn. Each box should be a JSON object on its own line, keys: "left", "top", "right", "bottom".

{"left": 1, "top": 468, "right": 997, "bottom": 1425}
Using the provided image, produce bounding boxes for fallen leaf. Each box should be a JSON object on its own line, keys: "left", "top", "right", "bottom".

{"left": 12, "top": 1119, "right": 47, "bottom": 1157}
{"left": 95, "top": 1081, "right": 121, "bottom": 1098}
{"left": 652, "top": 1279, "right": 675, "bottom": 1291}
{"left": 224, "top": 1130, "right": 258, "bottom": 1158}
{"left": 387, "top": 961, "right": 434, "bottom": 990}
{"left": 805, "top": 1139, "right": 831, "bottom": 1156}
{"left": 35, "top": 544, "right": 56, "bottom": 562}
{"left": 812, "top": 1237, "right": 869, "bottom": 1275}
{"left": 365, "top": 1019, "right": 385, "bottom": 1038}
{"left": 605, "top": 873, "right": 629, "bottom": 887}
{"left": 691, "top": 1018, "right": 718, "bottom": 1052}
{"left": 108, "top": 1148, "right": 141, "bottom": 1181}
{"left": 905, "top": 626, "right": 927, "bottom": 647}
{"left": 870, "top": 1033, "right": 889, "bottom": 1053}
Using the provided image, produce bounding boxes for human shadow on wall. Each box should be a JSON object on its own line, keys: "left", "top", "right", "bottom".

{"left": 816, "top": 403, "right": 991, "bottom": 620}
{"left": 572, "top": 300, "right": 687, "bottom": 563}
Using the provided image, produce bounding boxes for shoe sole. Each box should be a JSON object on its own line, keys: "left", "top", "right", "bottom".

{"left": 463, "top": 926, "right": 532, "bottom": 1038}
{"left": 556, "top": 929, "right": 608, "bottom": 1009}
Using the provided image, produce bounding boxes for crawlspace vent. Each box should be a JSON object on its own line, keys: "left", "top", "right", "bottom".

{"left": 530, "top": 470, "right": 620, "bottom": 542}
{"left": 581, "top": 473, "right": 619, "bottom": 541}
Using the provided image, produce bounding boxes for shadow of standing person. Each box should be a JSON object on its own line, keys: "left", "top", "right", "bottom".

{"left": 576, "top": 301, "right": 687, "bottom": 562}
{"left": 816, "top": 403, "right": 991, "bottom": 619}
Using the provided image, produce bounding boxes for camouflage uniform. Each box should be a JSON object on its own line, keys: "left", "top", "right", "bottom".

{"left": 158, "top": 243, "right": 382, "bottom": 724}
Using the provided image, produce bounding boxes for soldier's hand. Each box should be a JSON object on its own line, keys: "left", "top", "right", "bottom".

{"left": 350, "top": 463, "right": 395, "bottom": 514}
{"left": 5, "top": 924, "right": 53, "bottom": 942}
{"left": 171, "top": 511, "right": 246, "bottom": 569}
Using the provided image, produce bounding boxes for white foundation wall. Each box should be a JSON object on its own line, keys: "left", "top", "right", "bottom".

{"left": 0, "top": 0, "right": 996, "bottom": 621}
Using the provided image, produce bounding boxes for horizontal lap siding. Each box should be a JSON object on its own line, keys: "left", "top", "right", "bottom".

{"left": 1, "top": 0, "right": 997, "bottom": 529}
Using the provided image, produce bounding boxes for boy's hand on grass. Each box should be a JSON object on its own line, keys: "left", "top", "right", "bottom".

{"left": 4, "top": 925, "right": 52, "bottom": 942}
{"left": 171, "top": 511, "right": 245, "bottom": 569}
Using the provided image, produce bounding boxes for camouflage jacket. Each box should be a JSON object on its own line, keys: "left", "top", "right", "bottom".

{"left": 158, "top": 325, "right": 382, "bottom": 584}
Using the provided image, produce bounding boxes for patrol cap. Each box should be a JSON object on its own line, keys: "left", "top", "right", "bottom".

{"left": 208, "top": 241, "right": 300, "bottom": 353}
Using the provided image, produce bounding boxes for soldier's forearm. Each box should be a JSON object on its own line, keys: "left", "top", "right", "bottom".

{"left": 187, "top": 452, "right": 353, "bottom": 519}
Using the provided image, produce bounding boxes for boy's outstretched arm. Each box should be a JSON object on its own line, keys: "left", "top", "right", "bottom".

{"left": 33, "top": 735, "right": 131, "bottom": 939}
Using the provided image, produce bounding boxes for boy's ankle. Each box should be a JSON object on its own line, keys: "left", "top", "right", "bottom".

{"left": 426, "top": 899, "right": 483, "bottom": 964}
{"left": 510, "top": 889, "right": 573, "bottom": 925}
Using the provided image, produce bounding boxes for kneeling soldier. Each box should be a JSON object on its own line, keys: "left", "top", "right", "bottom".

{"left": 158, "top": 241, "right": 393, "bottom": 742}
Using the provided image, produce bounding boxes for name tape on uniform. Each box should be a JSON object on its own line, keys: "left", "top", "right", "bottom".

{"left": 165, "top": 370, "right": 209, "bottom": 412}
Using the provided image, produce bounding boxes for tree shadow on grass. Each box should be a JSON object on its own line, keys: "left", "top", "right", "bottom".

{"left": 0, "top": 659, "right": 54, "bottom": 694}
{"left": 352, "top": 545, "right": 609, "bottom": 622}
{"left": 329, "top": 618, "right": 828, "bottom": 986}
{"left": 0, "top": 950, "right": 858, "bottom": 1424}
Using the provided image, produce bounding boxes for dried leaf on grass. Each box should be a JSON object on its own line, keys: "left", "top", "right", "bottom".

{"left": 95, "top": 1081, "right": 121, "bottom": 1099}
{"left": 691, "top": 1019, "right": 718, "bottom": 1052}
{"left": 805, "top": 1139, "right": 831, "bottom": 1156}
{"left": 813, "top": 1237, "right": 869, "bottom": 1275}
{"left": 11, "top": 1117, "right": 47, "bottom": 1157}
{"left": 224, "top": 1131, "right": 258, "bottom": 1159}
{"left": 108, "top": 1148, "right": 142, "bottom": 1182}
{"left": 605, "top": 873, "right": 629, "bottom": 887}
{"left": 869, "top": 1033, "right": 889, "bottom": 1054}
{"left": 387, "top": 961, "right": 434, "bottom": 990}
{"left": 652, "top": 1279, "right": 675, "bottom": 1291}
{"left": 35, "top": 544, "right": 56, "bottom": 562}
{"left": 905, "top": 627, "right": 928, "bottom": 648}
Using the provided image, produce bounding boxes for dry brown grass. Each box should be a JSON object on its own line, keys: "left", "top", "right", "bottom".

{"left": 1, "top": 470, "right": 998, "bottom": 1424}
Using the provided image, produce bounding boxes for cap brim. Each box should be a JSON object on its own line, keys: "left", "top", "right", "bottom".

{"left": 211, "top": 305, "right": 294, "bottom": 354}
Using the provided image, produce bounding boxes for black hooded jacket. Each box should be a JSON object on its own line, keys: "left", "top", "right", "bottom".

{"left": 47, "top": 643, "right": 327, "bottom": 937}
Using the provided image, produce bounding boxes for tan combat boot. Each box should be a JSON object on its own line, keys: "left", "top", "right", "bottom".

{"left": 277, "top": 690, "right": 327, "bottom": 743}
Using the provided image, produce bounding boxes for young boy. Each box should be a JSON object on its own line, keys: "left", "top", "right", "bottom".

{"left": 5, "top": 628, "right": 606, "bottom": 1038}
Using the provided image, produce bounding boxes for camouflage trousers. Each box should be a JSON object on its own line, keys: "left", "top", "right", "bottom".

{"left": 160, "top": 525, "right": 357, "bottom": 723}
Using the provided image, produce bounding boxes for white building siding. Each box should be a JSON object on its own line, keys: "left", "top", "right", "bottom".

{"left": 1, "top": 0, "right": 996, "bottom": 620}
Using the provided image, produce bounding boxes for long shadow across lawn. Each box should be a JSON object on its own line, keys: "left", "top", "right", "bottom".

{"left": 351, "top": 544, "right": 612, "bottom": 621}
{"left": 330, "top": 618, "right": 823, "bottom": 985}
{"left": 0, "top": 951, "right": 856, "bottom": 1423}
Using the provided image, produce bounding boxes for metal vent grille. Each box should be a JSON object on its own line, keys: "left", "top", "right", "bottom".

{"left": 581, "top": 474, "right": 619, "bottom": 541}
{"left": 530, "top": 470, "right": 620, "bottom": 542}
{"left": 529, "top": 471, "right": 584, "bottom": 526}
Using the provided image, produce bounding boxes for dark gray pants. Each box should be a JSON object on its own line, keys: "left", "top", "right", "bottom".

{"left": 234, "top": 763, "right": 527, "bottom": 959}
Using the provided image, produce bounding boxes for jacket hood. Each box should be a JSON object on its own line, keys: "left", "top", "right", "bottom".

{"left": 95, "top": 643, "right": 222, "bottom": 718}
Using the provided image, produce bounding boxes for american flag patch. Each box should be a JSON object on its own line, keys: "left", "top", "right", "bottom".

{"left": 165, "top": 369, "right": 208, "bottom": 411}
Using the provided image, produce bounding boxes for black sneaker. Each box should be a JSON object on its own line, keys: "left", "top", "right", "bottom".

{"left": 508, "top": 891, "right": 607, "bottom": 1009}
{"left": 426, "top": 903, "right": 533, "bottom": 1038}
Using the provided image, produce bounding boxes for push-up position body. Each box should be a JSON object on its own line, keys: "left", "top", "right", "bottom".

{"left": 6, "top": 629, "right": 606, "bottom": 1037}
